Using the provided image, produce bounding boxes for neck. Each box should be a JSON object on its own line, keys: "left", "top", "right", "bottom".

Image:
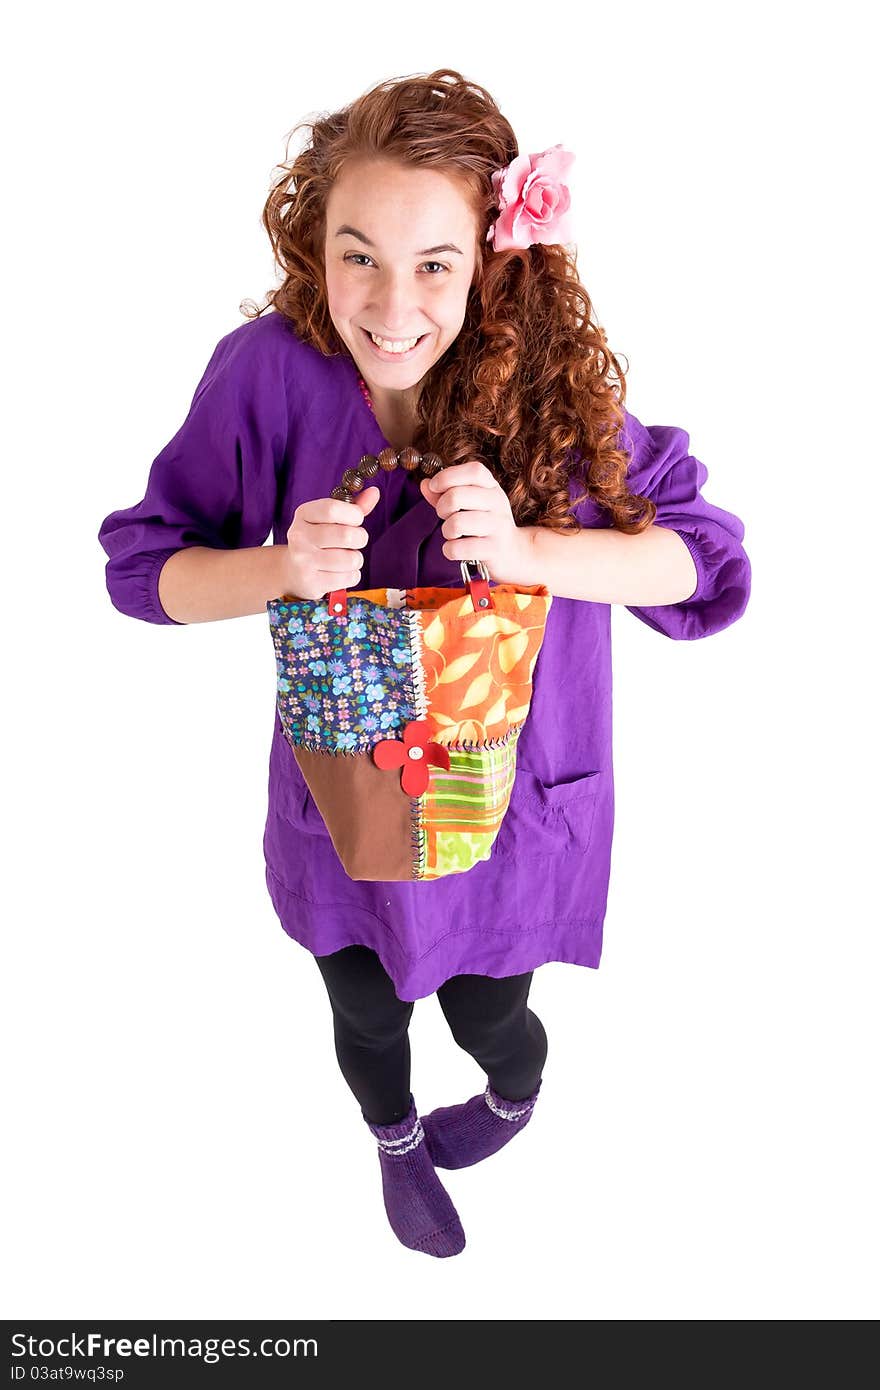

{"left": 364, "top": 380, "right": 421, "bottom": 452}
{"left": 369, "top": 380, "right": 419, "bottom": 418}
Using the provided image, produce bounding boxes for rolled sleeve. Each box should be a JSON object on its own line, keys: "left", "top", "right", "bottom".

{"left": 97, "top": 322, "right": 289, "bottom": 624}
{"left": 619, "top": 412, "right": 751, "bottom": 640}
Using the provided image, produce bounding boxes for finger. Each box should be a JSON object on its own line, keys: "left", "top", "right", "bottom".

{"left": 304, "top": 497, "right": 374, "bottom": 526}
{"left": 352, "top": 485, "right": 381, "bottom": 516}
{"left": 310, "top": 522, "right": 370, "bottom": 550}
{"left": 441, "top": 538, "right": 491, "bottom": 563}
{"left": 441, "top": 515, "right": 494, "bottom": 541}
{"left": 313, "top": 547, "right": 365, "bottom": 574}
{"left": 317, "top": 566, "right": 362, "bottom": 591}
{"left": 433, "top": 485, "right": 503, "bottom": 519}
{"left": 426, "top": 461, "right": 495, "bottom": 496}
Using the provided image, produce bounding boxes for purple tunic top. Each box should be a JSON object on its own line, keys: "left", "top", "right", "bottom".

{"left": 98, "top": 311, "right": 751, "bottom": 1000}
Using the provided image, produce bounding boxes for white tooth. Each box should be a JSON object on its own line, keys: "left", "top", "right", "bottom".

{"left": 370, "top": 332, "right": 419, "bottom": 352}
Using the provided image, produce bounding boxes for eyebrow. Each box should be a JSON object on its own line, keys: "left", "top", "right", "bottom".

{"left": 335, "top": 224, "right": 463, "bottom": 256}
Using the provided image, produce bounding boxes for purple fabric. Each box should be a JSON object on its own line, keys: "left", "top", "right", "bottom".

{"left": 422, "top": 1079, "right": 542, "bottom": 1169}
{"left": 366, "top": 1095, "right": 466, "bottom": 1256}
{"left": 98, "top": 312, "right": 752, "bottom": 1001}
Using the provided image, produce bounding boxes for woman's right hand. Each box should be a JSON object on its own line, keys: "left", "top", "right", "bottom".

{"left": 282, "top": 486, "right": 381, "bottom": 600}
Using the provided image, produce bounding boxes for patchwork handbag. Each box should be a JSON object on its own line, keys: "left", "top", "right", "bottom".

{"left": 267, "top": 446, "right": 552, "bottom": 881}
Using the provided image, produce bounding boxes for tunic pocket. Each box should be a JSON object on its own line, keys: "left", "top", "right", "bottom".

{"left": 274, "top": 724, "right": 331, "bottom": 837}
{"left": 290, "top": 782, "right": 331, "bottom": 837}
{"left": 493, "top": 767, "right": 602, "bottom": 859}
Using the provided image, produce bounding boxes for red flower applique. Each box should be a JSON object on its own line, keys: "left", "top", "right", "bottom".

{"left": 372, "top": 719, "right": 450, "bottom": 797}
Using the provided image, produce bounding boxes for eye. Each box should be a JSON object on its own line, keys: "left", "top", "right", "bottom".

{"left": 343, "top": 253, "right": 449, "bottom": 274}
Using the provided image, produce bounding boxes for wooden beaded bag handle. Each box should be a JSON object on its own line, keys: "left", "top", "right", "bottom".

{"left": 326, "top": 445, "right": 494, "bottom": 618}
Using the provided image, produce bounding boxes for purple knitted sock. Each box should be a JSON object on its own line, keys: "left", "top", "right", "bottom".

{"left": 421, "top": 1078, "right": 542, "bottom": 1170}
{"left": 366, "top": 1095, "right": 466, "bottom": 1257}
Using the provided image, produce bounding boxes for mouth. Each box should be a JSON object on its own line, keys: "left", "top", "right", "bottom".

{"left": 361, "top": 327, "right": 429, "bottom": 361}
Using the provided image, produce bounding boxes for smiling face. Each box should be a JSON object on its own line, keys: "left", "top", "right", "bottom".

{"left": 322, "top": 158, "right": 480, "bottom": 420}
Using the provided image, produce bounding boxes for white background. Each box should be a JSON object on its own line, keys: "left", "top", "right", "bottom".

{"left": 4, "top": 0, "right": 876, "bottom": 1322}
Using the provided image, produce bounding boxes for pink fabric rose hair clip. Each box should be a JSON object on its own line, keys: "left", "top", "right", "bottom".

{"left": 486, "top": 144, "right": 575, "bottom": 251}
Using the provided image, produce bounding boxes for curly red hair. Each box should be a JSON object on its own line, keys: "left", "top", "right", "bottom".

{"left": 241, "top": 68, "right": 656, "bottom": 535}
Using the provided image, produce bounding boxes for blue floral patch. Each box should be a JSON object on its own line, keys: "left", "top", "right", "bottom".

{"left": 268, "top": 598, "right": 416, "bottom": 751}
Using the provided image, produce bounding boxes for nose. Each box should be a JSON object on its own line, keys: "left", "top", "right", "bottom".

{"left": 371, "top": 270, "right": 419, "bottom": 335}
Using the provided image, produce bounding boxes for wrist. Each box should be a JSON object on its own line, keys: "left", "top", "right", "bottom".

{"left": 276, "top": 542, "right": 308, "bottom": 601}
{"left": 511, "top": 525, "right": 539, "bottom": 586}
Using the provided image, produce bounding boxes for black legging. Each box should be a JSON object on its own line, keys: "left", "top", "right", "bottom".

{"left": 313, "top": 944, "right": 548, "bottom": 1126}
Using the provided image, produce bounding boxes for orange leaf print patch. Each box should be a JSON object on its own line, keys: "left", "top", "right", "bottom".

{"left": 417, "top": 585, "right": 551, "bottom": 743}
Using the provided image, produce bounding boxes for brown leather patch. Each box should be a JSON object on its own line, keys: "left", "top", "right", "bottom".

{"left": 293, "top": 747, "right": 415, "bottom": 881}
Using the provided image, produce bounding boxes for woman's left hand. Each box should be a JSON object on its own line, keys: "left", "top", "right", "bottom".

{"left": 419, "top": 460, "right": 532, "bottom": 583}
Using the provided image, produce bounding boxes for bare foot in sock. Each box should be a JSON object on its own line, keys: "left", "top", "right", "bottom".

{"left": 367, "top": 1096, "right": 466, "bottom": 1256}
{"left": 421, "top": 1079, "right": 542, "bottom": 1169}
